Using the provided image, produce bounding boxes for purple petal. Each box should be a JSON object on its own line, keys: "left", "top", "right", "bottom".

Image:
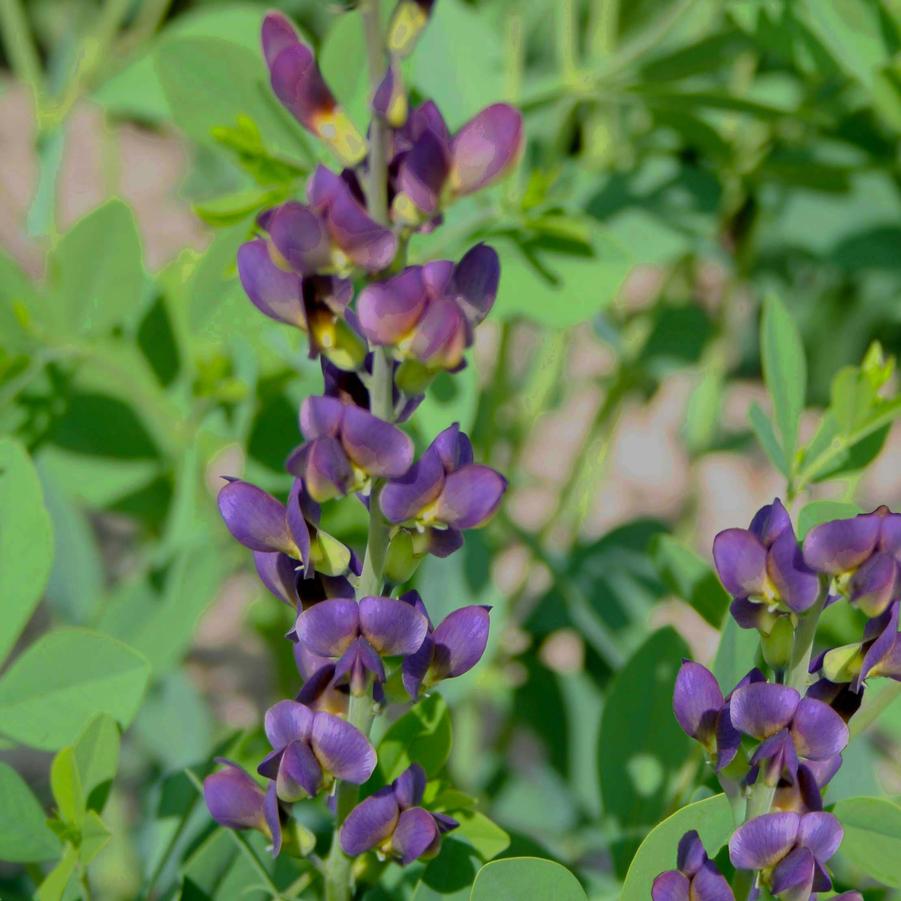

{"left": 237, "top": 239, "right": 305, "bottom": 327}
{"left": 294, "top": 598, "right": 360, "bottom": 657}
{"left": 398, "top": 128, "right": 451, "bottom": 215}
{"left": 751, "top": 729, "right": 799, "bottom": 785}
{"left": 341, "top": 407, "right": 414, "bottom": 478}
{"left": 340, "top": 789, "right": 400, "bottom": 856}
{"left": 297, "top": 436, "right": 354, "bottom": 502}
{"left": 334, "top": 637, "right": 386, "bottom": 692}
{"left": 269, "top": 42, "right": 336, "bottom": 135}
{"left": 203, "top": 761, "right": 265, "bottom": 830}
{"left": 267, "top": 202, "right": 331, "bottom": 274}
{"left": 422, "top": 259, "right": 455, "bottom": 296}
{"left": 803, "top": 514, "right": 881, "bottom": 574}
{"left": 435, "top": 464, "right": 507, "bottom": 529}
{"left": 427, "top": 526, "right": 464, "bottom": 558}
{"left": 301, "top": 395, "right": 345, "bottom": 439}
{"left": 450, "top": 104, "right": 523, "bottom": 196}
{"left": 877, "top": 507, "right": 901, "bottom": 554}
{"left": 673, "top": 661, "right": 724, "bottom": 744}
{"left": 451, "top": 243, "right": 500, "bottom": 325}
{"left": 749, "top": 498, "right": 793, "bottom": 546}
{"left": 676, "top": 830, "right": 707, "bottom": 877}
{"left": 797, "top": 811, "right": 843, "bottom": 863}
{"left": 803, "top": 753, "right": 842, "bottom": 788}
{"left": 402, "top": 634, "right": 433, "bottom": 699}
{"left": 264, "top": 699, "right": 315, "bottom": 749}
{"left": 770, "top": 847, "right": 815, "bottom": 900}
{"left": 263, "top": 782, "right": 282, "bottom": 856}
{"left": 730, "top": 683, "right": 800, "bottom": 739}
{"left": 715, "top": 705, "right": 742, "bottom": 771}
{"left": 790, "top": 698, "right": 849, "bottom": 760}
{"left": 767, "top": 530, "right": 819, "bottom": 613}
{"left": 372, "top": 62, "right": 407, "bottom": 126}
{"left": 651, "top": 871, "right": 690, "bottom": 901}
{"left": 276, "top": 739, "right": 323, "bottom": 801}
{"left": 729, "top": 597, "right": 776, "bottom": 631}
{"left": 358, "top": 268, "right": 427, "bottom": 346}
{"left": 359, "top": 596, "right": 430, "bottom": 656}
{"left": 859, "top": 599, "right": 900, "bottom": 686}
{"left": 380, "top": 448, "right": 446, "bottom": 523}
{"left": 254, "top": 551, "right": 300, "bottom": 606}
{"left": 729, "top": 811, "right": 800, "bottom": 870}
{"left": 430, "top": 423, "right": 473, "bottom": 472}
{"left": 392, "top": 763, "right": 427, "bottom": 809}
{"left": 408, "top": 100, "right": 450, "bottom": 145}
{"left": 218, "top": 480, "right": 295, "bottom": 555}
{"left": 261, "top": 11, "right": 299, "bottom": 68}
{"left": 712, "top": 529, "right": 768, "bottom": 598}
{"left": 408, "top": 295, "right": 468, "bottom": 368}
{"left": 391, "top": 807, "right": 440, "bottom": 865}
{"left": 322, "top": 178, "right": 397, "bottom": 271}
{"left": 431, "top": 605, "right": 490, "bottom": 679}
{"left": 286, "top": 480, "right": 313, "bottom": 574}
{"left": 690, "top": 861, "right": 734, "bottom": 901}
{"left": 850, "top": 552, "right": 898, "bottom": 617}
{"left": 310, "top": 710, "right": 376, "bottom": 783}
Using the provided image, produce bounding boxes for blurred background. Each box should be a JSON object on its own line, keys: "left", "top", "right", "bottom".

{"left": 1, "top": 0, "right": 900, "bottom": 898}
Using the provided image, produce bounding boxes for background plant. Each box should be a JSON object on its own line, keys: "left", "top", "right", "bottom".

{"left": 0, "top": 0, "right": 900, "bottom": 898}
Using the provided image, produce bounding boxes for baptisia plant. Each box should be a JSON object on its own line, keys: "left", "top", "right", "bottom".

{"left": 655, "top": 500, "right": 901, "bottom": 899}
{"left": 202, "top": 4, "right": 521, "bottom": 900}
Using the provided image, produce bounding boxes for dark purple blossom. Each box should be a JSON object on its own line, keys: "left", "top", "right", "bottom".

{"left": 339, "top": 763, "right": 458, "bottom": 864}
{"left": 651, "top": 830, "right": 734, "bottom": 901}
{"left": 204, "top": 759, "right": 283, "bottom": 852}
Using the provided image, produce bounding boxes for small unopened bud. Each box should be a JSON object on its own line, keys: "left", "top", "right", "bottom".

{"left": 396, "top": 358, "right": 435, "bottom": 395}
{"left": 385, "top": 529, "right": 422, "bottom": 583}
{"left": 761, "top": 615, "right": 794, "bottom": 669}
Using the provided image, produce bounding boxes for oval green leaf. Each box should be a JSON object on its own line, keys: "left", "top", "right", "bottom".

{"left": 834, "top": 796, "right": 901, "bottom": 888}
{"left": 470, "top": 857, "right": 586, "bottom": 901}
{"left": 0, "top": 761, "right": 61, "bottom": 862}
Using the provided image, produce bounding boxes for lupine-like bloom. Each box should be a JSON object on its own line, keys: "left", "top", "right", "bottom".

{"left": 714, "top": 499, "right": 819, "bottom": 629}
{"left": 293, "top": 596, "right": 429, "bottom": 694}
{"left": 390, "top": 101, "right": 523, "bottom": 226}
{"left": 381, "top": 423, "right": 506, "bottom": 558}
{"left": 257, "top": 700, "right": 376, "bottom": 802}
{"left": 387, "top": 0, "right": 436, "bottom": 57}
{"left": 804, "top": 505, "right": 901, "bottom": 617}
{"left": 218, "top": 477, "right": 351, "bottom": 580}
{"left": 357, "top": 244, "right": 499, "bottom": 388}
{"left": 729, "top": 811, "right": 843, "bottom": 898}
{"left": 729, "top": 681, "right": 849, "bottom": 786}
{"left": 651, "top": 830, "right": 734, "bottom": 901}
{"left": 204, "top": 759, "right": 283, "bottom": 852}
{"left": 286, "top": 396, "right": 414, "bottom": 502}
{"left": 340, "top": 763, "right": 458, "bottom": 864}
{"left": 399, "top": 590, "right": 490, "bottom": 698}
{"left": 262, "top": 12, "right": 366, "bottom": 165}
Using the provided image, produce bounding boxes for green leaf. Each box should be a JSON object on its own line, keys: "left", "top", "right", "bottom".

{"left": 0, "top": 628, "right": 151, "bottom": 750}
{"left": 79, "top": 810, "right": 111, "bottom": 865}
{"left": 748, "top": 401, "right": 788, "bottom": 476}
{"left": 451, "top": 810, "right": 510, "bottom": 861}
{"left": 833, "top": 796, "right": 901, "bottom": 888}
{"left": 49, "top": 200, "right": 145, "bottom": 337}
{"left": 375, "top": 694, "right": 453, "bottom": 785}
{"left": 50, "top": 746, "right": 84, "bottom": 824}
{"left": 470, "top": 857, "right": 586, "bottom": 901}
{"left": 650, "top": 535, "right": 729, "bottom": 626}
{"left": 73, "top": 714, "right": 120, "bottom": 813}
{"left": 0, "top": 760, "right": 61, "bottom": 862}
{"left": 598, "top": 627, "right": 691, "bottom": 876}
{"left": 414, "top": 838, "right": 482, "bottom": 901}
{"left": 621, "top": 794, "right": 733, "bottom": 898}
{"left": 797, "top": 501, "right": 862, "bottom": 541}
{"left": 712, "top": 615, "right": 759, "bottom": 694}
{"left": 0, "top": 439, "right": 53, "bottom": 663}
{"left": 35, "top": 845, "right": 78, "bottom": 901}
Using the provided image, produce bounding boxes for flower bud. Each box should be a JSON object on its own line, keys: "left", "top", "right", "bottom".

{"left": 385, "top": 529, "right": 422, "bottom": 583}
{"left": 762, "top": 615, "right": 795, "bottom": 669}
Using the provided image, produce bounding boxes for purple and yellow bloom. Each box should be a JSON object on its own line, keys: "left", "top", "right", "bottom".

{"left": 357, "top": 244, "right": 499, "bottom": 388}
{"left": 380, "top": 424, "right": 506, "bottom": 558}
{"left": 372, "top": 62, "right": 408, "bottom": 127}
{"left": 295, "top": 643, "right": 349, "bottom": 716}
{"left": 339, "top": 763, "right": 458, "bottom": 864}
{"left": 262, "top": 12, "right": 366, "bottom": 165}
{"left": 398, "top": 590, "right": 490, "bottom": 698}
{"left": 729, "top": 682, "right": 848, "bottom": 786}
{"left": 713, "top": 500, "right": 819, "bottom": 631}
{"left": 729, "top": 811, "right": 843, "bottom": 899}
{"left": 386, "top": 0, "right": 436, "bottom": 57}
{"left": 293, "top": 596, "right": 429, "bottom": 694}
{"left": 772, "top": 754, "right": 842, "bottom": 814}
{"left": 286, "top": 396, "right": 414, "bottom": 503}
{"left": 218, "top": 477, "right": 351, "bottom": 580}
{"left": 257, "top": 700, "right": 376, "bottom": 803}
{"left": 651, "top": 830, "right": 734, "bottom": 901}
{"left": 803, "top": 505, "right": 901, "bottom": 617}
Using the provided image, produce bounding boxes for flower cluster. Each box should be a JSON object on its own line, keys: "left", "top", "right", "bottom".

{"left": 203, "top": 4, "right": 519, "bottom": 888}
{"left": 655, "top": 500, "right": 901, "bottom": 897}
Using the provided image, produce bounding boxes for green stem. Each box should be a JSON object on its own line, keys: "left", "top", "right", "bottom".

{"left": 556, "top": 0, "right": 578, "bottom": 81}
{"left": 786, "top": 582, "right": 827, "bottom": 691}
{"left": 0, "top": 0, "right": 44, "bottom": 108}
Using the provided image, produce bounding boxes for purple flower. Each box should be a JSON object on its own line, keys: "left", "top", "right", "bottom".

{"left": 773, "top": 755, "right": 842, "bottom": 814}
{"left": 372, "top": 62, "right": 407, "bottom": 127}
{"left": 286, "top": 396, "right": 414, "bottom": 502}
{"left": 204, "top": 759, "right": 283, "bottom": 852}
{"left": 380, "top": 424, "right": 506, "bottom": 558}
{"left": 390, "top": 101, "right": 523, "bottom": 225}
{"left": 262, "top": 12, "right": 366, "bottom": 165}
{"left": 293, "top": 596, "right": 429, "bottom": 694}
{"left": 257, "top": 700, "right": 376, "bottom": 803}
{"left": 339, "top": 763, "right": 458, "bottom": 864}
{"left": 295, "top": 643, "right": 349, "bottom": 716}
{"left": 218, "top": 478, "right": 351, "bottom": 579}
{"left": 803, "top": 505, "right": 901, "bottom": 617}
{"left": 398, "top": 590, "right": 490, "bottom": 698}
{"left": 713, "top": 500, "right": 819, "bottom": 625}
{"left": 651, "top": 830, "right": 734, "bottom": 901}
{"left": 386, "top": 0, "right": 436, "bottom": 57}
{"left": 729, "top": 682, "right": 848, "bottom": 786}
{"left": 729, "top": 811, "right": 843, "bottom": 898}
{"left": 357, "top": 245, "right": 499, "bottom": 383}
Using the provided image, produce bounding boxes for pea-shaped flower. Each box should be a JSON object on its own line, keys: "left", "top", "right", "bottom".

{"left": 380, "top": 424, "right": 506, "bottom": 558}
{"left": 713, "top": 499, "right": 819, "bottom": 627}
{"left": 729, "top": 682, "right": 848, "bottom": 786}
{"left": 357, "top": 245, "right": 499, "bottom": 387}
{"left": 204, "top": 759, "right": 283, "bottom": 853}
{"left": 729, "top": 811, "right": 843, "bottom": 899}
{"left": 286, "top": 396, "right": 414, "bottom": 503}
{"left": 257, "top": 701, "right": 376, "bottom": 803}
{"left": 218, "top": 477, "right": 351, "bottom": 580}
{"left": 262, "top": 12, "right": 366, "bottom": 165}
{"left": 293, "top": 596, "right": 429, "bottom": 694}
{"left": 340, "top": 763, "right": 458, "bottom": 864}
{"left": 399, "top": 590, "right": 491, "bottom": 698}
{"left": 804, "top": 505, "right": 901, "bottom": 617}
{"left": 651, "top": 830, "right": 734, "bottom": 901}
